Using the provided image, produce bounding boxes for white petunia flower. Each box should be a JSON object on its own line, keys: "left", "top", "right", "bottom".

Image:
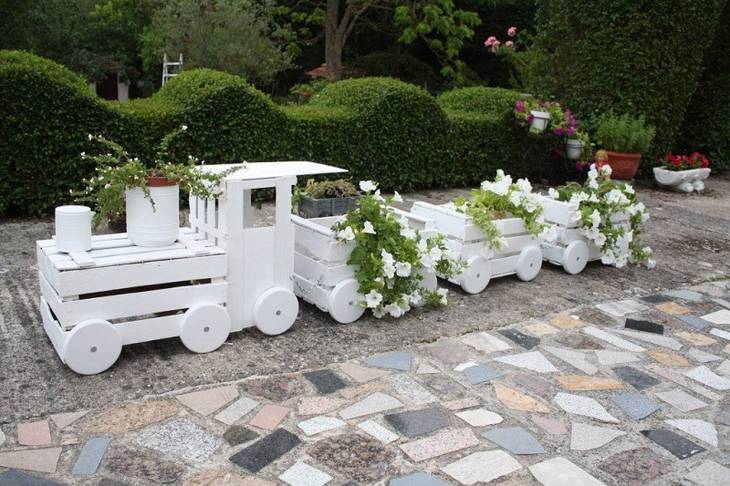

{"left": 401, "top": 226, "right": 417, "bottom": 239}
{"left": 337, "top": 226, "right": 356, "bottom": 241}
{"left": 516, "top": 178, "right": 532, "bottom": 194}
{"left": 385, "top": 303, "right": 405, "bottom": 318}
{"left": 372, "top": 306, "right": 386, "bottom": 318}
{"left": 547, "top": 187, "right": 559, "bottom": 199}
{"left": 373, "top": 189, "right": 385, "bottom": 202}
{"left": 437, "top": 288, "right": 448, "bottom": 305}
{"left": 392, "top": 191, "right": 403, "bottom": 203}
{"left": 395, "top": 262, "right": 412, "bottom": 277}
{"left": 590, "top": 209, "right": 601, "bottom": 228}
{"left": 365, "top": 290, "right": 383, "bottom": 308}
{"left": 540, "top": 224, "right": 559, "bottom": 243}
{"left": 509, "top": 191, "right": 523, "bottom": 207}
{"left": 181, "top": 125, "right": 188, "bottom": 131}
{"left": 362, "top": 221, "right": 376, "bottom": 235}
{"left": 359, "top": 180, "right": 377, "bottom": 193}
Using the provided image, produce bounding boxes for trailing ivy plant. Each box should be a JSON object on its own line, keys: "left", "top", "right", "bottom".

{"left": 75, "top": 126, "right": 243, "bottom": 226}
{"left": 332, "top": 181, "right": 464, "bottom": 319}
{"left": 547, "top": 164, "right": 654, "bottom": 268}
{"left": 451, "top": 170, "right": 556, "bottom": 251}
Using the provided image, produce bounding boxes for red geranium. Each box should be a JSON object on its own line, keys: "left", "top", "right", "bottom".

{"left": 662, "top": 151, "right": 710, "bottom": 171}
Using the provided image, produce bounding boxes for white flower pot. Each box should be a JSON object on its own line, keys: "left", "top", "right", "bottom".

{"left": 566, "top": 139, "right": 584, "bottom": 160}
{"left": 653, "top": 167, "right": 711, "bottom": 193}
{"left": 530, "top": 110, "right": 551, "bottom": 133}
{"left": 125, "top": 180, "right": 180, "bottom": 247}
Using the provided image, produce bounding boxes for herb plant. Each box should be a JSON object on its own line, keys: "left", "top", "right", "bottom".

{"left": 595, "top": 113, "right": 656, "bottom": 153}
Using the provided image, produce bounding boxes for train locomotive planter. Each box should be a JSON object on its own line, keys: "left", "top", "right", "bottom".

{"left": 291, "top": 208, "right": 438, "bottom": 324}
{"left": 539, "top": 196, "right": 630, "bottom": 274}
{"left": 410, "top": 202, "right": 543, "bottom": 294}
{"left": 38, "top": 161, "right": 345, "bottom": 374}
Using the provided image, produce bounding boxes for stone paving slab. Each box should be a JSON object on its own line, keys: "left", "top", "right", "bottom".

{"left": 4, "top": 284, "right": 730, "bottom": 485}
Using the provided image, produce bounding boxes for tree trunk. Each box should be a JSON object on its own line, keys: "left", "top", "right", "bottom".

{"left": 325, "top": 0, "right": 344, "bottom": 80}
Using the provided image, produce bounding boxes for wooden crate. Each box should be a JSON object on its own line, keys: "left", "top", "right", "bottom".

{"left": 411, "top": 201, "right": 543, "bottom": 294}
{"left": 37, "top": 229, "right": 229, "bottom": 375}
{"left": 291, "top": 208, "right": 439, "bottom": 323}
{"left": 540, "top": 196, "right": 629, "bottom": 274}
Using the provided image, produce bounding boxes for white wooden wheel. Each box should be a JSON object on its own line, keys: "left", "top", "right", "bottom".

{"left": 562, "top": 240, "right": 589, "bottom": 275}
{"left": 180, "top": 303, "right": 231, "bottom": 353}
{"left": 460, "top": 256, "right": 491, "bottom": 294}
{"left": 515, "top": 245, "right": 543, "bottom": 281}
{"left": 254, "top": 287, "right": 299, "bottom": 335}
{"left": 327, "top": 278, "right": 365, "bottom": 324}
{"left": 62, "top": 319, "right": 122, "bottom": 375}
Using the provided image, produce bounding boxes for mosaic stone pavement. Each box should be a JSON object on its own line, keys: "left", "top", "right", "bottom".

{"left": 2, "top": 280, "right": 730, "bottom": 485}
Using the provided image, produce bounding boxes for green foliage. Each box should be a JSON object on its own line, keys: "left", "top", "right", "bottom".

{"left": 677, "top": 3, "right": 730, "bottom": 172}
{"left": 302, "top": 179, "right": 359, "bottom": 198}
{"left": 1, "top": 54, "right": 557, "bottom": 216}
{"left": 437, "top": 87, "right": 522, "bottom": 120}
{"left": 140, "top": 0, "right": 294, "bottom": 87}
{"left": 595, "top": 113, "right": 655, "bottom": 154}
{"left": 0, "top": 50, "right": 143, "bottom": 215}
{"left": 533, "top": 0, "right": 726, "bottom": 162}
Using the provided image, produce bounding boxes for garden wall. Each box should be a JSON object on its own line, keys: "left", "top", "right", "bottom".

{"left": 0, "top": 51, "right": 556, "bottom": 216}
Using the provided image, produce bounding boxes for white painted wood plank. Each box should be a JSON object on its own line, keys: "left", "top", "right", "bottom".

{"left": 292, "top": 273, "right": 331, "bottom": 312}
{"left": 294, "top": 252, "right": 354, "bottom": 288}
{"left": 69, "top": 251, "right": 95, "bottom": 268}
{"left": 117, "top": 313, "right": 183, "bottom": 345}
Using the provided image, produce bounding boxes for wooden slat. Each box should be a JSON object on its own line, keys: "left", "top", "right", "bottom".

{"left": 69, "top": 251, "right": 95, "bottom": 268}
{"left": 117, "top": 313, "right": 184, "bottom": 346}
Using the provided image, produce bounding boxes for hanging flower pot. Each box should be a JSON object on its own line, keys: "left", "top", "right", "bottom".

{"left": 530, "top": 110, "right": 551, "bottom": 133}
{"left": 126, "top": 177, "right": 180, "bottom": 247}
{"left": 566, "top": 139, "right": 584, "bottom": 160}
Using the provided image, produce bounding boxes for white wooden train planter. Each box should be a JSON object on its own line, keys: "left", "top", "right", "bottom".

{"left": 410, "top": 202, "right": 543, "bottom": 294}
{"left": 38, "top": 162, "right": 344, "bottom": 374}
{"left": 539, "top": 196, "right": 629, "bottom": 274}
{"left": 291, "top": 208, "right": 438, "bottom": 324}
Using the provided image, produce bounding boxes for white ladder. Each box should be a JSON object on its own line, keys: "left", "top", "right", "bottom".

{"left": 162, "top": 53, "right": 183, "bottom": 85}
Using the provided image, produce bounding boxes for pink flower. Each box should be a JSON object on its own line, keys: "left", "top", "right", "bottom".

{"left": 484, "top": 36, "right": 497, "bottom": 47}
{"left": 490, "top": 40, "right": 501, "bottom": 52}
{"left": 508, "top": 26, "right": 517, "bottom": 37}
{"left": 515, "top": 100, "right": 525, "bottom": 113}
{"left": 505, "top": 41, "right": 514, "bottom": 48}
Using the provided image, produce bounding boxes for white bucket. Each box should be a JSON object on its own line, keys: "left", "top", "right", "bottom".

{"left": 125, "top": 182, "right": 180, "bottom": 247}
{"left": 530, "top": 110, "right": 551, "bottom": 132}
{"left": 566, "top": 139, "right": 584, "bottom": 160}
{"left": 55, "top": 205, "right": 93, "bottom": 253}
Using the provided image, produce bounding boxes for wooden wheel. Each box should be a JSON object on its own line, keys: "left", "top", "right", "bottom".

{"left": 327, "top": 278, "right": 365, "bottom": 324}
{"left": 254, "top": 287, "right": 299, "bottom": 335}
{"left": 62, "top": 319, "right": 122, "bottom": 375}
{"left": 460, "top": 256, "right": 491, "bottom": 294}
{"left": 562, "top": 240, "right": 589, "bottom": 275}
{"left": 180, "top": 303, "right": 231, "bottom": 353}
{"left": 515, "top": 245, "right": 543, "bottom": 281}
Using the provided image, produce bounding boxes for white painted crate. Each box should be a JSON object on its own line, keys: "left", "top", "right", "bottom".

{"left": 291, "top": 208, "right": 439, "bottom": 323}
{"left": 539, "top": 196, "right": 629, "bottom": 274}
{"left": 37, "top": 229, "right": 229, "bottom": 375}
{"left": 411, "top": 201, "right": 542, "bottom": 294}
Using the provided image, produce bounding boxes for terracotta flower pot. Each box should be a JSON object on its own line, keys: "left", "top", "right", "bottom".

{"left": 605, "top": 151, "right": 642, "bottom": 180}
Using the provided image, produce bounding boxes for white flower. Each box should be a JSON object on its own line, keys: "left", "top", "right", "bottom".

{"left": 395, "top": 261, "right": 412, "bottom": 277}
{"left": 80, "top": 152, "right": 86, "bottom": 158}
{"left": 437, "top": 288, "right": 448, "bottom": 305}
{"left": 359, "top": 180, "right": 377, "bottom": 193}
{"left": 392, "top": 191, "right": 403, "bottom": 203}
{"left": 594, "top": 232, "right": 607, "bottom": 247}
{"left": 88, "top": 134, "right": 93, "bottom": 141}
{"left": 337, "top": 226, "right": 355, "bottom": 241}
{"left": 362, "top": 221, "right": 376, "bottom": 235}
{"left": 588, "top": 177, "right": 599, "bottom": 190}
{"left": 181, "top": 124, "right": 188, "bottom": 131}
{"left": 588, "top": 193, "right": 600, "bottom": 203}
{"left": 381, "top": 249, "right": 396, "bottom": 278}
{"left": 429, "top": 246, "right": 443, "bottom": 262}
{"left": 509, "top": 191, "right": 523, "bottom": 207}
{"left": 547, "top": 188, "right": 559, "bottom": 199}
{"left": 601, "top": 251, "right": 616, "bottom": 266}
{"left": 409, "top": 292, "right": 423, "bottom": 306}
{"left": 385, "top": 303, "right": 405, "bottom": 318}
{"left": 365, "top": 290, "right": 383, "bottom": 308}
{"left": 373, "top": 189, "right": 385, "bottom": 202}
{"left": 372, "top": 306, "right": 386, "bottom": 318}
{"left": 646, "top": 258, "right": 656, "bottom": 269}
{"left": 516, "top": 178, "right": 532, "bottom": 194}
{"left": 420, "top": 252, "right": 435, "bottom": 269}
{"left": 590, "top": 209, "right": 601, "bottom": 228}
{"left": 540, "top": 224, "right": 558, "bottom": 243}
{"left": 104, "top": 183, "right": 111, "bottom": 189}
{"left": 400, "top": 226, "right": 417, "bottom": 239}
{"left": 600, "top": 164, "right": 612, "bottom": 177}
{"left": 623, "top": 184, "right": 635, "bottom": 195}
{"left": 605, "top": 189, "right": 629, "bottom": 206}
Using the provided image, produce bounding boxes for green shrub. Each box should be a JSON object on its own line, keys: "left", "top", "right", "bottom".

{"left": 533, "top": 0, "right": 726, "bottom": 163}
{"left": 677, "top": 3, "right": 730, "bottom": 172}
{"left": 595, "top": 113, "right": 655, "bottom": 154}
{"left": 0, "top": 50, "right": 140, "bottom": 215}
{"left": 437, "top": 87, "right": 524, "bottom": 120}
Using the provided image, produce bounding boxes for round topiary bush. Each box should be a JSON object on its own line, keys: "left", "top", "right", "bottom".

{"left": 437, "top": 87, "right": 524, "bottom": 120}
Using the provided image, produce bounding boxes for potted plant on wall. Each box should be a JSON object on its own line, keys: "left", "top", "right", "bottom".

{"left": 595, "top": 113, "right": 656, "bottom": 180}
{"left": 76, "top": 127, "right": 242, "bottom": 247}
{"left": 653, "top": 151, "right": 711, "bottom": 192}
{"left": 296, "top": 178, "right": 362, "bottom": 218}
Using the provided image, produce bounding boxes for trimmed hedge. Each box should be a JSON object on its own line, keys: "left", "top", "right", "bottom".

{"left": 533, "top": 0, "right": 726, "bottom": 163}
{"left": 0, "top": 52, "right": 555, "bottom": 215}
{"left": 677, "top": 3, "right": 730, "bottom": 172}
{"left": 0, "top": 50, "right": 143, "bottom": 214}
